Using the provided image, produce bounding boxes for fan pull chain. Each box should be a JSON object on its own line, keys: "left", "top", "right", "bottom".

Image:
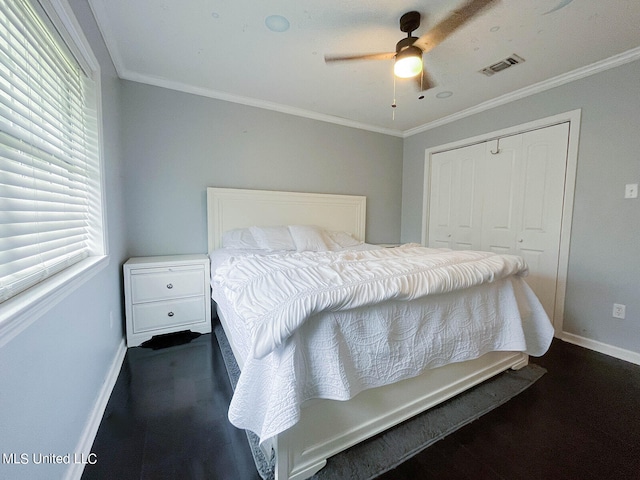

{"left": 391, "top": 75, "right": 397, "bottom": 120}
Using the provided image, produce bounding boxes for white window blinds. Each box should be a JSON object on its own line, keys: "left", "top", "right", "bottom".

{"left": 0, "top": 0, "right": 102, "bottom": 303}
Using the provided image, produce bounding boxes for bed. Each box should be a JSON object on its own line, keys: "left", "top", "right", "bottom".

{"left": 206, "top": 187, "right": 554, "bottom": 480}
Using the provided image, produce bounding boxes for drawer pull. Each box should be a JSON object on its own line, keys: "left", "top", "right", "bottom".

{"left": 166, "top": 283, "right": 173, "bottom": 289}
{"left": 167, "top": 311, "right": 174, "bottom": 317}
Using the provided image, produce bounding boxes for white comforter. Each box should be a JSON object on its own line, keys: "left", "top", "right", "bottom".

{"left": 214, "top": 244, "right": 529, "bottom": 359}
{"left": 210, "top": 245, "right": 554, "bottom": 444}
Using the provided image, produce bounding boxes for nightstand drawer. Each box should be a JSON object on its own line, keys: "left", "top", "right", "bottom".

{"left": 132, "top": 296, "right": 206, "bottom": 333}
{"left": 130, "top": 266, "right": 204, "bottom": 303}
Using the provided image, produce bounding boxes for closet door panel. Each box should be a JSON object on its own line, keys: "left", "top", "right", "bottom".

{"left": 516, "top": 123, "right": 569, "bottom": 317}
{"left": 429, "top": 144, "right": 484, "bottom": 250}
{"left": 521, "top": 146, "right": 548, "bottom": 231}
{"left": 428, "top": 154, "right": 455, "bottom": 249}
{"left": 453, "top": 153, "right": 481, "bottom": 250}
{"left": 480, "top": 137, "right": 522, "bottom": 254}
{"left": 519, "top": 124, "right": 568, "bottom": 243}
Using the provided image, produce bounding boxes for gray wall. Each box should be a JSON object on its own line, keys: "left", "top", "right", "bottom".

{"left": 401, "top": 59, "right": 640, "bottom": 355}
{"left": 0, "top": 2, "right": 127, "bottom": 479}
{"left": 120, "top": 81, "right": 404, "bottom": 256}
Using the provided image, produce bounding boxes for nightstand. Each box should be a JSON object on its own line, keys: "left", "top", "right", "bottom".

{"left": 123, "top": 254, "right": 212, "bottom": 347}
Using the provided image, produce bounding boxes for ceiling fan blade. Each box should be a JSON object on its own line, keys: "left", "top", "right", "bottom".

{"left": 413, "top": 0, "right": 499, "bottom": 53}
{"left": 415, "top": 68, "right": 436, "bottom": 91}
{"left": 324, "top": 52, "right": 396, "bottom": 63}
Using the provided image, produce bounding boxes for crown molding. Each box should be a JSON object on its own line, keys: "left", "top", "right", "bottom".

{"left": 119, "top": 70, "right": 404, "bottom": 138}
{"left": 403, "top": 46, "right": 640, "bottom": 138}
{"left": 117, "top": 45, "right": 640, "bottom": 140}
{"left": 88, "top": 0, "right": 403, "bottom": 137}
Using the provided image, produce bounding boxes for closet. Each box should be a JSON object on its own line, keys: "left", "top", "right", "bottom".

{"left": 427, "top": 122, "right": 570, "bottom": 324}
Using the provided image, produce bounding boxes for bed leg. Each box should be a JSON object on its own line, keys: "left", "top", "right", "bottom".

{"left": 510, "top": 353, "right": 529, "bottom": 370}
{"left": 275, "top": 459, "right": 327, "bottom": 480}
{"left": 274, "top": 434, "right": 328, "bottom": 480}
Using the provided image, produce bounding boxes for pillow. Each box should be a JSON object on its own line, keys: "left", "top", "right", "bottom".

{"left": 249, "top": 226, "right": 295, "bottom": 251}
{"left": 325, "top": 230, "right": 363, "bottom": 249}
{"left": 221, "top": 228, "right": 259, "bottom": 249}
{"left": 288, "top": 225, "right": 330, "bottom": 252}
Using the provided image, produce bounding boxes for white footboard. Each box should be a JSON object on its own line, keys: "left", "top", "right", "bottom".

{"left": 274, "top": 350, "right": 528, "bottom": 480}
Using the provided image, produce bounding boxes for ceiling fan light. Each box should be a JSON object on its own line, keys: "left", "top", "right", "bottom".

{"left": 394, "top": 46, "right": 423, "bottom": 78}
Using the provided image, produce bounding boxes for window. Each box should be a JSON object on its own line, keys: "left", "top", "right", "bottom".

{"left": 0, "top": 0, "right": 106, "bottom": 334}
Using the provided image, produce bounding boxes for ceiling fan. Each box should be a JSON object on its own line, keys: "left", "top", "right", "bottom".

{"left": 324, "top": 0, "right": 499, "bottom": 92}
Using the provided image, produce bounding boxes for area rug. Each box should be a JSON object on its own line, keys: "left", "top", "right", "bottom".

{"left": 214, "top": 325, "right": 545, "bottom": 480}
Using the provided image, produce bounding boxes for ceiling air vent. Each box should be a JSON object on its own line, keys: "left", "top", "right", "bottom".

{"left": 480, "top": 54, "right": 525, "bottom": 76}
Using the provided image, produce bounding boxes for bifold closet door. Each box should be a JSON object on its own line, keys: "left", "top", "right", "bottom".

{"left": 481, "top": 123, "right": 569, "bottom": 319}
{"left": 428, "top": 122, "right": 570, "bottom": 321}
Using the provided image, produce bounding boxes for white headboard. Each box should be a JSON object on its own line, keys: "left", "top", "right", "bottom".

{"left": 206, "top": 188, "right": 366, "bottom": 252}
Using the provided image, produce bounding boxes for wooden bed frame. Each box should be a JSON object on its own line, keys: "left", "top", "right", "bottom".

{"left": 206, "top": 187, "right": 528, "bottom": 480}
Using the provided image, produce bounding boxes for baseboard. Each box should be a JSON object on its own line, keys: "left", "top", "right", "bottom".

{"left": 63, "top": 338, "right": 127, "bottom": 480}
{"left": 561, "top": 332, "right": 640, "bottom": 366}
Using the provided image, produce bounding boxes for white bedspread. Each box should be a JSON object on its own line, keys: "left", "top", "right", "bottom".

{"left": 214, "top": 244, "right": 530, "bottom": 359}
{"left": 210, "top": 245, "right": 554, "bottom": 445}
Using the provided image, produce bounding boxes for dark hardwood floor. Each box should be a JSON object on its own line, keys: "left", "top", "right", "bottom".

{"left": 82, "top": 327, "right": 640, "bottom": 480}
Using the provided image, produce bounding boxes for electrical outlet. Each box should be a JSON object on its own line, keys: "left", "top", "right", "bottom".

{"left": 613, "top": 303, "right": 626, "bottom": 319}
{"left": 625, "top": 183, "right": 638, "bottom": 199}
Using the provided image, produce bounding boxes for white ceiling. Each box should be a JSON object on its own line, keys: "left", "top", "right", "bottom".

{"left": 88, "top": 0, "right": 640, "bottom": 137}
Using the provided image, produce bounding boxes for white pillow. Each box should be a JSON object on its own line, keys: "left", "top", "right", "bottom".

{"left": 249, "top": 226, "right": 295, "bottom": 251}
{"left": 326, "top": 230, "right": 363, "bottom": 249}
{"left": 288, "top": 225, "right": 330, "bottom": 252}
{"left": 221, "top": 228, "right": 259, "bottom": 249}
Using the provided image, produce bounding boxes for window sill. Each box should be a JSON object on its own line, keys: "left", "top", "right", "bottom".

{"left": 0, "top": 256, "right": 110, "bottom": 348}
